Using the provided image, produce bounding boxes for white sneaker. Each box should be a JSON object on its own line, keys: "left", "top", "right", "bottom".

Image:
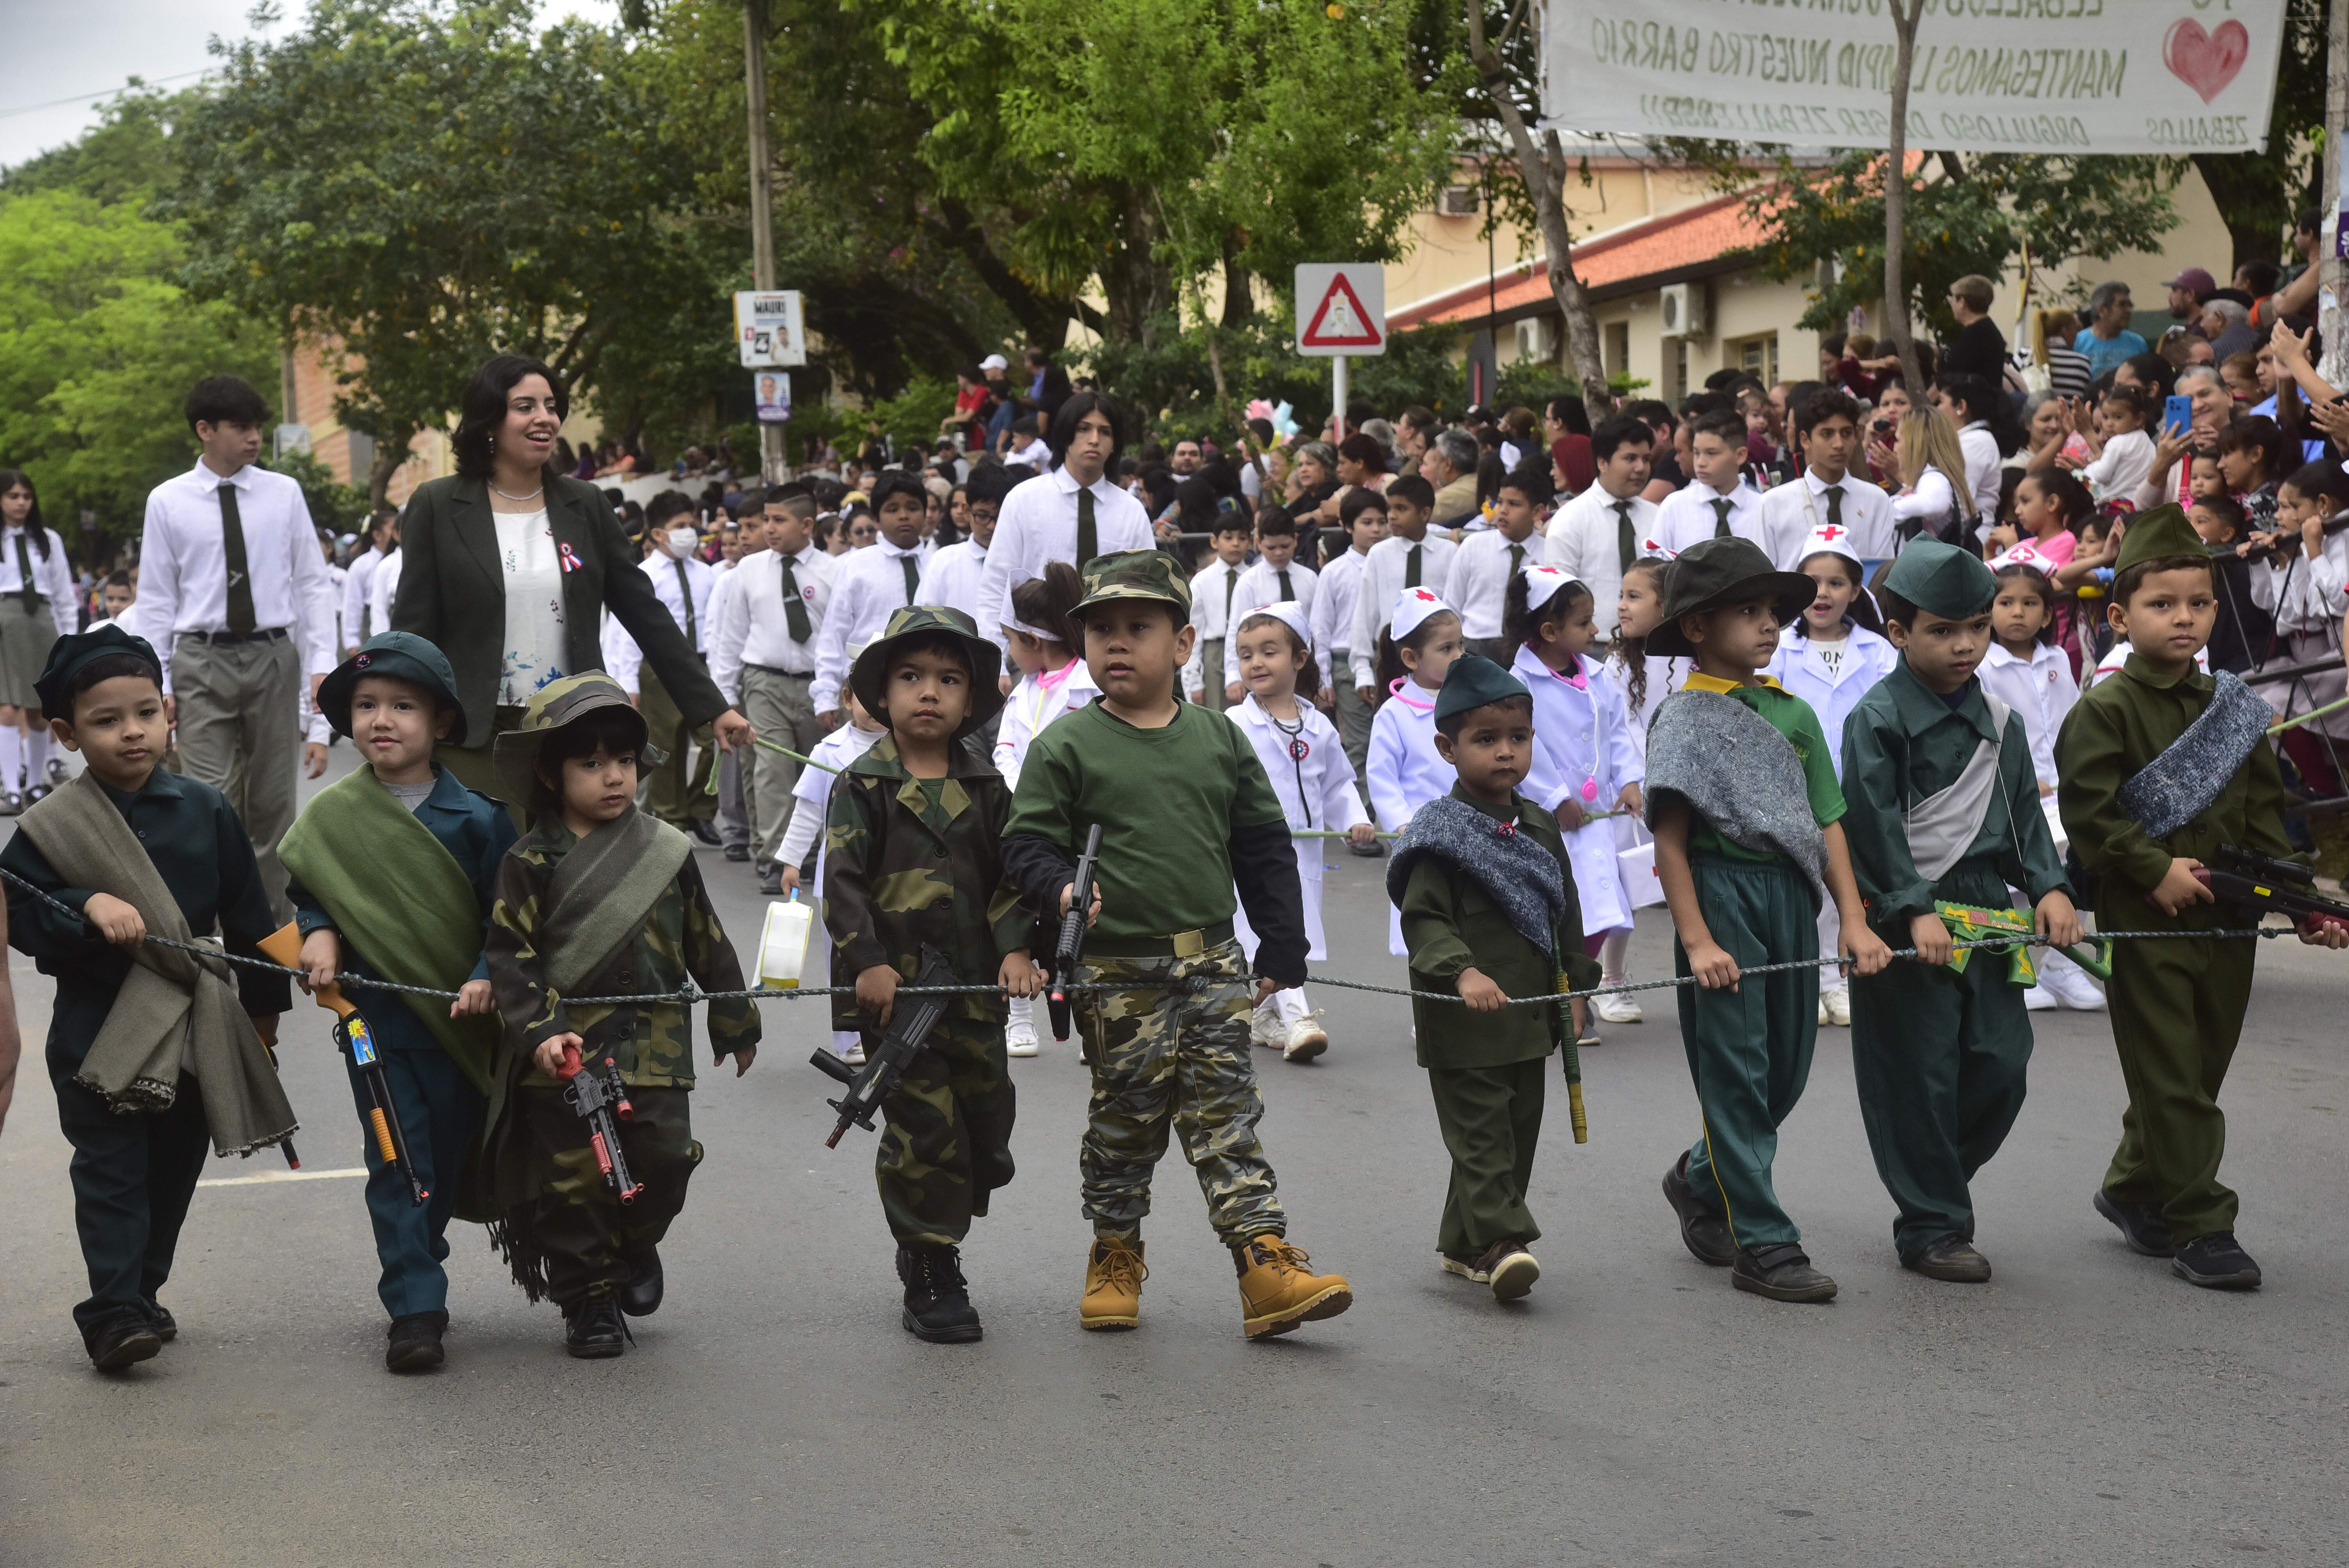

{"left": 1816, "top": 994, "right": 1832, "bottom": 1026}
{"left": 1281, "top": 1013, "right": 1329, "bottom": 1063}
{"left": 1005, "top": 1017, "right": 1040, "bottom": 1058}
{"left": 1822, "top": 988, "right": 1851, "bottom": 1027}
{"left": 2042, "top": 960, "right": 2107, "bottom": 1011}
{"left": 1593, "top": 989, "right": 1643, "bottom": 1024}
{"left": 2022, "top": 985, "right": 2057, "bottom": 1012}
{"left": 1249, "top": 1002, "right": 1286, "bottom": 1049}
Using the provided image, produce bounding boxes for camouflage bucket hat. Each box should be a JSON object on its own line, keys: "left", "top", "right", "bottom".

{"left": 1068, "top": 549, "right": 1190, "bottom": 637}
{"left": 848, "top": 604, "right": 1006, "bottom": 739}
{"left": 490, "top": 672, "right": 654, "bottom": 811}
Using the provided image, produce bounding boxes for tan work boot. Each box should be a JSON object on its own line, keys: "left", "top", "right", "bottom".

{"left": 1233, "top": 1233, "right": 1354, "bottom": 1338}
{"left": 1080, "top": 1237, "right": 1146, "bottom": 1330}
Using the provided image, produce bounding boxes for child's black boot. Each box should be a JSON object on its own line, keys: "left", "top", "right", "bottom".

{"left": 897, "top": 1243, "right": 982, "bottom": 1343}
{"left": 386, "top": 1311, "right": 448, "bottom": 1373}
{"left": 564, "top": 1294, "right": 629, "bottom": 1358}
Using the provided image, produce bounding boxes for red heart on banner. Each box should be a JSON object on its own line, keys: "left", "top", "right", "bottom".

{"left": 2164, "top": 16, "right": 2249, "bottom": 104}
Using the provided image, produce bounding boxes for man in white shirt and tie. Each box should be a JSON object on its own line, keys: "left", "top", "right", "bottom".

{"left": 975, "top": 393, "right": 1153, "bottom": 655}
{"left": 1754, "top": 388, "right": 1897, "bottom": 568}
{"left": 131, "top": 375, "right": 337, "bottom": 917}
{"left": 604, "top": 491, "right": 720, "bottom": 840}
{"left": 1649, "top": 410, "right": 1767, "bottom": 556}
{"left": 1446, "top": 469, "right": 1549, "bottom": 660}
{"left": 710, "top": 485, "right": 834, "bottom": 894}
{"left": 814, "top": 470, "right": 936, "bottom": 721}
{"left": 1545, "top": 414, "right": 1659, "bottom": 638}
{"left": 1348, "top": 474, "right": 1455, "bottom": 696}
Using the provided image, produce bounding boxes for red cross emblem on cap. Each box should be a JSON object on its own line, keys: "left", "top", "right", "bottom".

{"left": 1408, "top": 588, "right": 1440, "bottom": 602}
{"left": 1816, "top": 524, "right": 1846, "bottom": 542}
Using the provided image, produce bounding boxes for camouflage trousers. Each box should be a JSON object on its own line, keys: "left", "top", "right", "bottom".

{"left": 1075, "top": 939, "right": 1285, "bottom": 1245}
{"left": 875, "top": 1017, "right": 1016, "bottom": 1247}
{"left": 515, "top": 1085, "right": 702, "bottom": 1309}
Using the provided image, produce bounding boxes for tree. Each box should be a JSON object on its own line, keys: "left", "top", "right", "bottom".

{"left": 168, "top": 0, "right": 718, "bottom": 502}
{"left": 1881, "top": 0, "right": 1926, "bottom": 396}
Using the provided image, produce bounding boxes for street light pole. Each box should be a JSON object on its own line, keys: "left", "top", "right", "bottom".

{"left": 743, "top": 0, "right": 783, "bottom": 483}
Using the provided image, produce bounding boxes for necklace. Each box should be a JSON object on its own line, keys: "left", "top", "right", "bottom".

{"left": 490, "top": 479, "right": 545, "bottom": 503}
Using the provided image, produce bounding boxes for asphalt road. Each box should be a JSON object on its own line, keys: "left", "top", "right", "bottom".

{"left": 4, "top": 748, "right": 2346, "bottom": 1566}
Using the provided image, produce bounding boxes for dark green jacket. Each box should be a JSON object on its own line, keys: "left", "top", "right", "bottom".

{"left": 823, "top": 734, "right": 1033, "bottom": 1029}
{"left": 1397, "top": 784, "right": 1600, "bottom": 1070}
{"left": 1841, "top": 659, "right": 2071, "bottom": 934}
{"left": 2055, "top": 655, "right": 2296, "bottom": 932}
{"left": 390, "top": 472, "right": 726, "bottom": 745}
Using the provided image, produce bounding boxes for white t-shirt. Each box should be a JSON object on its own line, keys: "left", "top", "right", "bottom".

{"left": 493, "top": 510, "right": 569, "bottom": 704}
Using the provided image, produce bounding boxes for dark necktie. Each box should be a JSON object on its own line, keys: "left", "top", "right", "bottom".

{"left": 1076, "top": 485, "right": 1097, "bottom": 567}
{"left": 1823, "top": 484, "right": 1845, "bottom": 533}
{"left": 1223, "top": 565, "right": 1238, "bottom": 620}
{"left": 779, "top": 552, "right": 812, "bottom": 643}
{"left": 13, "top": 531, "right": 36, "bottom": 615}
{"left": 1508, "top": 541, "right": 1524, "bottom": 576}
{"left": 219, "top": 482, "right": 256, "bottom": 633}
{"left": 675, "top": 557, "right": 697, "bottom": 650}
{"left": 1710, "top": 497, "right": 1733, "bottom": 539}
{"left": 1404, "top": 543, "right": 1422, "bottom": 588}
{"left": 1278, "top": 567, "right": 1294, "bottom": 600}
{"left": 899, "top": 549, "right": 921, "bottom": 605}
{"left": 1611, "top": 499, "right": 1636, "bottom": 574}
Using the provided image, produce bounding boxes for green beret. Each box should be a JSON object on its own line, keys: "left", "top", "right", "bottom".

{"left": 1881, "top": 536, "right": 1997, "bottom": 620}
{"left": 1433, "top": 654, "right": 1529, "bottom": 723}
{"left": 318, "top": 631, "right": 469, "bottom": 745}
{"left": 2111, "top": 503, "right": 2207, "bottom": 576}
{"left": 848, "top": 604, "right": 1006, "bottom": 740}
{"left": 34, "top": 624, "right": 161, "bottom": 717}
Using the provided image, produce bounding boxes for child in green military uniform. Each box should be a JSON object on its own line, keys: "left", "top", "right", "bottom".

{"left": 481, "top": 674, "right": 761, "bottom": 1357}
{"left": 1643, "top": 537, "right": 1890, "bottom": 1304}
{"left": 1390, "top": 655, "right": 1599, "bottom": 1302}
{"left": 282, "top": 632, "right": 516, "bottom": 1372}
{"left": 1839, "top": 540, "right": 2079, "bottom": 1284}
{"left": 822, "top": 605, "right": 1040, "bottom": 1344}
{"left": 1, "top": 625, "right": 295, "bottom": 1372}
{"left": 2057, "top": 504, "right": 2349, "bottom": 1291}
{"left": 1002, "top": 549, "right": 1355, "bottom": 1339}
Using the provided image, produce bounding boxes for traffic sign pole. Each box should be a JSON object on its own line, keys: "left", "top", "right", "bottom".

{"left": 1333, "top": 355, "right": 1348, "bottom": 444}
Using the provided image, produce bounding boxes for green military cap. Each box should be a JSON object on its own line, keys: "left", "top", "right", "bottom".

{"left": 1645, "top": 536, "right": 1817, "bottom": 657}
{"left": 1881, "top": 535, "right": 1997, "bottom": 620}
{"left": 490, "top": 672, "right": 652, "bottom": 813}
{"left": 317, "top": 631, "right": 470, "bottom": 745}
{"left": 1069, "top": 548, "right": 1191, "bottom": 627}
{"left": 2110, "top": 502, "right": 2208, "bottom": 575}
{"left": 34, "top": 623, "right": 161, "bottom": 717}
{"left": 848, "top": 604, "right": 1007, "bottom": 739}
{"left": 1433, "top": 653, "right": 1530, "bottom": 723}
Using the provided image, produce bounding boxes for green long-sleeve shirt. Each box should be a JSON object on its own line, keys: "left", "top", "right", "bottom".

{"left": 1840, "top": 659, "right": 2071, "bottom": 933}
{"left": 2055, "top": 655, "right": 2296, "bottom": 932}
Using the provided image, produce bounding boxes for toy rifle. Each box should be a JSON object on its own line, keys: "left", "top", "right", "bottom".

{"left": 1046, "top": 824, "right": 1103, "bottom": 1044}
{"left": 1933, "top": 902, "right": 2113, "bottom": 983}
{"left": 1556, "top": 968, "right": 1588, "bottom": 1144}
{"left": 2194, "top": 846, "right": 2349, "bottom": 937}
{"left": 250, "top": 922, "right": 353, "bottom": 1178}
{"left": 810, "top": 945, "right": 959, "bottom": 1147}
{"left": 558, "top": 1044, "right": 643, "bottom": 1203}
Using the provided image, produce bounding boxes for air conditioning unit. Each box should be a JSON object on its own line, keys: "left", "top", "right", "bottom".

{"left": 1438, "top": 185, "right": 1477, "bottom": 217}
{"left": 1659, "top": 281, "right": 1709, "bottom": 340}
{"left": 1513, "top": 315, "right": 1556, "bottom": 362}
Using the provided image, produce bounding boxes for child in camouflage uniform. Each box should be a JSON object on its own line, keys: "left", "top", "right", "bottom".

{"left": 1002, "top": 550, "right": 1356, "bottom": 1339}
{"left": 823, "top": 606, "right": 1040, "bottom": 1344}
{"left": 481, "top": 675, "right": 761, "bottom": 1359}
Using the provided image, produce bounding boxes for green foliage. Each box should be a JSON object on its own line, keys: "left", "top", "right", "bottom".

{"left": 861, "top": 377, "right": 957, "bottom": 457}
{"left": 265, "top": 448, "right": 370, "bottom": 534}
{"left": 1, "top": 89, "right": 188, "bottom": 205}
{"left": 1080, "top": 315, "right": 1467, "bottom": 440}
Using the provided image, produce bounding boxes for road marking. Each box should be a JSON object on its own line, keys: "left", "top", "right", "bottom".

{"left": 200, "top": 1166, "right": 368, "bottom": 1188}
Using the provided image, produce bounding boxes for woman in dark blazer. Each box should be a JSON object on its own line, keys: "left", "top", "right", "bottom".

{"left": 392, "top": 354, "right": 749, "bottom": 802}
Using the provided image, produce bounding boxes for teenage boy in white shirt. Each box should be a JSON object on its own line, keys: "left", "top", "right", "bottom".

{"left": 1649, "top": 410, "right": 1766, "bottom": 555}
{"left": 1447, "top": 468, "right": 1550, "bottom": 660}
{"left": 1348, "top": 474, "right": 1455, "bottom": 696}
{"left": 1547, "top": 415, "right": 1658, "bottom": 637}
{"left": 1756, "top": 388, "right": 1896, "bottom": 569}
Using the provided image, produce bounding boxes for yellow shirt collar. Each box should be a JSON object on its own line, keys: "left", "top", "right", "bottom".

{"left": 1682, "top": 671, "right": 1784, "bottom": 695}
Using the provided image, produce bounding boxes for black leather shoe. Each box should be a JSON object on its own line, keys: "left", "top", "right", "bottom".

{"left": 88, "top": 1315, "right": 163, "bottom": 1373}
{"left": 563, "top": 1295, "right": 629, "bottom": 1358}
{"left": 688, "top": 818, "right": 722, "bottom": 847}
{"left": 1732, "top": 1243, "right": 1838, "bottom": 1303}
{"left": 1905, "top": 1234, "right": 1993, "bottom": 1283}
{"left": 385, "top": 1311, "right": 448, "bottom": 1372}
{"left": 2171, "top": 1231, "right": 2262, "bottom": 1290}
{"left": 2093, "top": 1189, "right": 2175, "bottom": 1258}
{"left": 897, "top": 1244, "right": 983, "bottom": 1343}
{"left": 618, "top": 1253, "right": 663, "bottom": 1317}
{"left": 143, "top": 1302, "right": 177, "bottom": 1343}
{"left": 724, "top": 844, "right": 750, "bottom": 862}
{"left": 1662, "top": 1153, "right": 1736, "bottom": 1266}
{"left": 757, "top": 864, "right": 785, "bottom": 896}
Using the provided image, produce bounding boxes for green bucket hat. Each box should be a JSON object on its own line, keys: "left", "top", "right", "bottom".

{"left": 490, "top": 673, "right": 651, "bottom": 814}
{"left": 848, "top": 605, "right": 1006, "bottom": 739}
{"left": 318, "top": 631, "right": 469, "bottom": 746}
{"left": 1068, "top": 549, "right": 1191, "bottom": 636}
{"left": 1645, "top": 536, "right": 1818, "bottom": 658}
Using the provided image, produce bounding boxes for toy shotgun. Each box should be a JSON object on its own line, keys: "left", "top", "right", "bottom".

{"left": 1046, "top": 825, "right": 1103, "bottom": 1044}
{"left": 559, "top": 1044, "right": 643, "bottom": 1203}
{"left": 810, "top": 945, "right": 958, "bottom": 1147}
{"left": 2195, "top": 847, "right": 2349, "bottom": 937}
{"left": 257, "top": 923, "right": 415, "bottom": 1197}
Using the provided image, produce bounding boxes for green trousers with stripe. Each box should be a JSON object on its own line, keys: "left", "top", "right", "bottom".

{"left": 1674, "top": 855, "right": 1818, "bottom": 1251}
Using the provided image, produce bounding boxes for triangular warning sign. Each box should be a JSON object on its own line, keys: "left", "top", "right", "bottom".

{"left": 1301, "top": 273, "right": 1383, "bottom": 349}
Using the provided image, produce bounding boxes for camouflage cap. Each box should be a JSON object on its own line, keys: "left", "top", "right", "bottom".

{"left": 848, "top": 604, "right": 1007, "bottom": 739}
{"left": 490, "top": 672, "right": 653, "bottom": 814}
{"left": 1069, "top": 549, "right": 1190, "bottom": 629}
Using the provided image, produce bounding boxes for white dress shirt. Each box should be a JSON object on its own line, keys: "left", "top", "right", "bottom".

{"left": 1347, "top": 532, "right": 1458, "bottom": 688}
{"left": 0, "top": 526, "right": 78, "bottom": 638}
{"left": 1976, "top": 638, "right": 2078, "bottom": 787}
{"left": 1889, "top": 465, "right": 1960, "bottom": 540}
{"left": 603, "top": 549, "right": 716, "bottom": 694}
{"left": 976, "top": 465, "right": 1155, "bottom": 649}
{"left": 1649, "top": 477, "right": 1766, "bottom": 557}
{"left": 1308, "top": 548, "right": 1370, "bottom": 688}
{"left": 1957, "top": 421, "right": 2003, "bottom": 519}
{"left": 1447, "top": 526, "right": 1543, "bottom": 640}
{"left": 915, "top": 537, "right": 989, "bottom": 626}
{"left": 1756, "top": 468, "right": 1897, "bottom": 568}
{"left": 132, "top": 459, "right": 336, "bottom": 691}
{"left": 1545, "top": 485, "right": 1657, "bottom": 636}
{"left": 371, "top": 547, "right": 404, "bottom": 638}
{"left": 1182, "top": 556, "right": 1250, "bottom": 698}
{"left": 813, "top": 536, "right": 929, "bottom": 712}
{"left": 1233, "top": 558, "right": 1316, "bottom": 620}
{"left": 710, "top": 544, "right": 834, "bottom": 703}
{"left": 342, "top": 547, "right": 384, "bottom": 647}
